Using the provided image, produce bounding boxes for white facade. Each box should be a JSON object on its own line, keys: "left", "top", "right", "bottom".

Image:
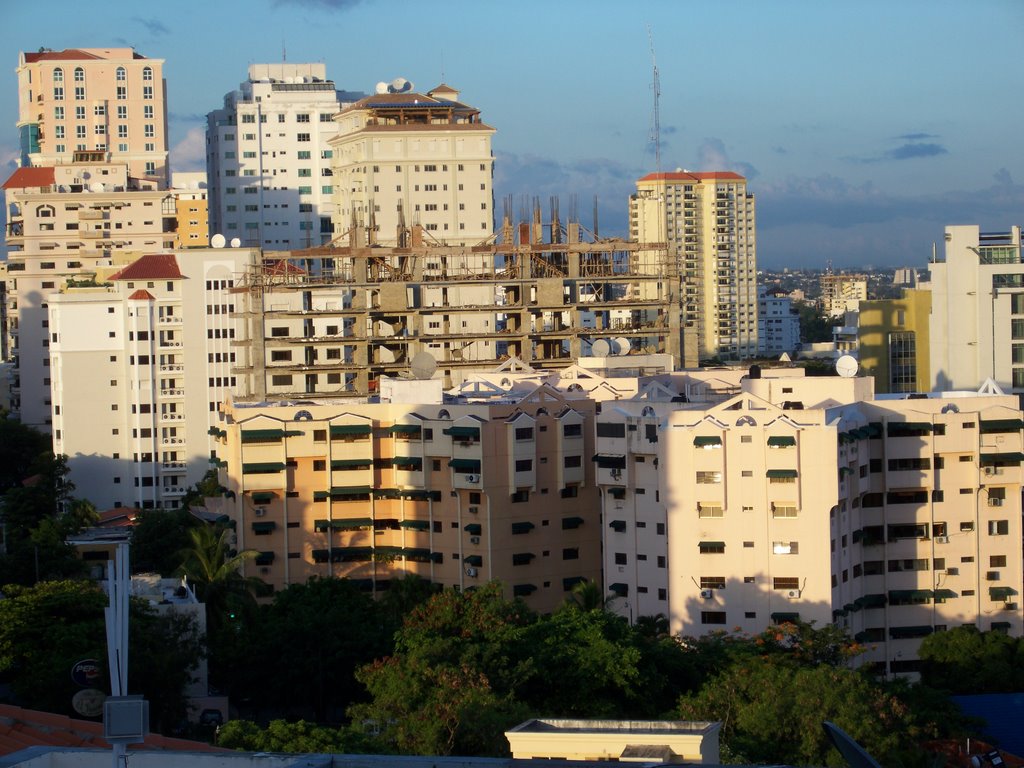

{"left": 928, "top": 225, "right": 1024, "bottom": 393}
{"left": 757, "top": 287, "right": 800, "bottom": 356}
{"left": 49, "top": 248, "right": 256, "bottom": 509}
{"left": 329, "top": 84, "right": 496, "bottom": 245}
{"left": 206, "top": 64, "right": 349, "bottom": 250}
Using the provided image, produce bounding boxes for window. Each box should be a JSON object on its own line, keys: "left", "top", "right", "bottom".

{"left": 143, "top": 85, "right": 153, "bottom": 99}
{"left": 989, "top": 520, "right": 1009, "bottom": 536}
{"left": 297, "top": 133, "right": 310, "bottom": 142}
{"left": 773, "top": 577, "right": 800, "bottom": 590}
{"left": 990, "top": 555, "right": 1007, "bottom": 567}
{"left": 701, "top": 611, "right": 727, "bottom": 625}
{"left": 614, "top": 552, "right": 627, "bottom": 565}
{"left": 144, "top": 124, "right": 154, "bottom": 138}
{"left": 296, "top": 113, "right": 310, "bottom": 123}
{"left": 144, "top": 105, "right": 153, "bottom": 119}
{"left": 698, "top": 541, "right": 725, "bottom": 554}
{"left": 117, "top": 105, "right": 127, "bottom": 119}
{"left": 696, "top": 471, "right": 722, "bottom": 484}
{"left": 700, "top": 576, "right": 726, "bottom": 589}
{"left": 116, "top": 86, "right": 126, "bottom": 100}
{"left": 143, "top": 66, "right": 153, "bottom": 81}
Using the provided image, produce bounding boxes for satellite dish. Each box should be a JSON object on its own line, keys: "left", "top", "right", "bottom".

{"left": 388, "top": 77, "right": 413, "bottom": 93}
{"left": 230, "top": 237, "right": 241, "bottom": 248}
{"left": 836, "top": 354, "right": 859, "bottom": 378}
{"left": 375, "top": 81, "right": 389, "bottom": 94}
{"left": 409, "top": 351, "right": 437, "bottom": 380}
{"left": 615, "top": 337, "right": 632, "bottom": 355}
{"left": 210, "top": 233, "right": 226, "bottom": 249}
{"left": 89, "top": 182, "right": 104, "bottom": 192}
{"left": 377, "top": 346, "right": 396, "bottom": 364}
{"left": 822, "top": 722, "right": 882, "bottom": 768}
{"left": 377, "top": 321, "right": 394, "bottom": 336}
{"left": 592, "top": 339, "right": 611, "bottom": 357}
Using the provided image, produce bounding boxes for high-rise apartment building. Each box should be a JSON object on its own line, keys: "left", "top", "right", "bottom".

{"left": 329, "top": 84, "right": 496, "bottom": 245}
{"left": 757, "top": 287, "right": 801, "bottom": 357}
{"left": 49, "top": 248, "right": 256, "bottom": 509}
{"left": 210, "top": 383, "right": 601, "bottom": 612}
{"left": 206, "top": 64, "right": 349, "bottom": 249}
{"left": 629, "top": 171, "right": 758, "bottom": 362}
{"left": 2, "top": 160, "right": 176, "bottom": 428}
{"left": 169, "top": 172, "right": 209, "bottom": 249}
{"left": 820, "top": 273, "right": 868, "bottom": 318}
{"left": 928, "top": 225, "right": 1024, "bottom": 393}
{"left": 858, "top": 289, "right": 931, "bottom": 394}
{"left": 16, "top": 48, "right": 168, "bottom": 186}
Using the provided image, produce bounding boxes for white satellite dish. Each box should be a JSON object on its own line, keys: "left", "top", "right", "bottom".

{"left": 210, "top": 233, "right": 226, "bottom": 249}
{"left": 375, "top": 81, "right": 389, "bottom": 95}
{"left": 592, "top": 339, "right": 611, "bottom": 357}
{"left": 409, "top": 351, "right": 437, "bottom": 380}
{"left": 836, "top": 354, "right": 859, "bottom": 378}
{"left": 614, "top": 337, "right": 631, "bottom": 355}
{"left": 388, "top": 77, "right": 413, "bottom": 93}
{"left": 230, "top": 237, "right": 241, "bottom": 248}
{"left": 377, "top": 346, "right": 396, "bottom": 364}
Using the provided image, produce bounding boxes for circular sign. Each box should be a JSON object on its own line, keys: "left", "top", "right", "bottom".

{"left": 71, "top": 659, "right": 102, "bottom": 688}
{"left": 71, "top": 688, "right": 106, "bottom": 718}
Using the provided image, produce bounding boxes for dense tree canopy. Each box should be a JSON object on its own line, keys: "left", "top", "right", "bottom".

{"left": 130, "top": 508, "right": 198, "bottom": 576}
{"left": 917, "top": 626, "right": 1024, "bottom": 694}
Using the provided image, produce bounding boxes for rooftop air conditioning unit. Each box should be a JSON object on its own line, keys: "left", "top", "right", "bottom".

{"left": 254, "top": 507, "right": 266, "bottom": 517}
{"left": 466, "top": 474, "right": 479, "bottom": 483}
{"left": 786, "top": 589, "right": 801, "bottom": 599}
{"left": 935, "top": 535, "right": 950, "bottom": 544}
{"left": 984, "top": 466, "right": 996, "bottom": 476}
{"left": 470, "top": 536, "right": 480, "bottom": 545}
{"left": 699, "top": 588, "right": 714, "bottom": 599}
{"left": 466, "top": 567, "right": 478, "bottom": 578}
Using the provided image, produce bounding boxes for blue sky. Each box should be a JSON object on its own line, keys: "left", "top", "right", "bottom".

{"left": 2, "top": 0, "right": 1022, "bottom": 268}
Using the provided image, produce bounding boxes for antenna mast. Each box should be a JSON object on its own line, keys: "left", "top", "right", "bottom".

{"left": 648, "top": 26, "right": 661, "bottom": 174}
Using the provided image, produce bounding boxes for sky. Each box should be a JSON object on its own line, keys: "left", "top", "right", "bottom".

{"left": 2, "top": 0, "right": 1022, "bottom": 269}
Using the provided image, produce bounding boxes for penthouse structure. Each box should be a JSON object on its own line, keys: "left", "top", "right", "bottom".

{"left": 329, "top": 84, "right": 495, "bottom": 244}
{"left": 16, "top": 48, "right": 169, "bottom": 186}
{"left": 630, "top": 171, "right": 758, "bottom": 363}
{"left": 593, "top": 371, "right": 1023, "bottom": 676}
{"left": 210, "top": 381, "right": 601, "bottom": 612}
{"left": 206, "top": 64, "right": 350, "bottom": 250}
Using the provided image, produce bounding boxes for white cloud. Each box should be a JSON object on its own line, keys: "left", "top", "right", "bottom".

{"left": 170, "top": 127, "right": 206, "bottom": 174}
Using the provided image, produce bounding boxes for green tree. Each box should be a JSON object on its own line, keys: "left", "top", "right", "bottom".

{"left": 217, "top": 718, "right": 378, "bottom": 753}
{"left": 797, "top": 301, "right": 833, "bottom": 343}
{"left": 917, "top": 625, "right": 1024, "bottom": 694}
{"left": 131, "top": 508, "right": 198, "bottom": 576}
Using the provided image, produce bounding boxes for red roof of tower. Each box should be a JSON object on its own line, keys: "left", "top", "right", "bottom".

{"left": 108, "top": 254, "right": 182, "bottom": 281}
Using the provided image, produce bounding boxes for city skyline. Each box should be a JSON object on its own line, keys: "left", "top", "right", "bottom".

{"left": 2, "top": 0, "right": 1022, "bottom": 268}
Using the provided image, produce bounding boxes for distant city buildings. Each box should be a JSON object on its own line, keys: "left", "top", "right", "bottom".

{"left": 206, "top": 63, "right": 350, "bottom": 249}
{"left": 820, "top": 272, "right": 868, "bottom": 318}
{"left": 757, "top": 287, "right": 800, "bottom": 357}
{"left": 630, "top": 171, "right": 758, "bottom": 363}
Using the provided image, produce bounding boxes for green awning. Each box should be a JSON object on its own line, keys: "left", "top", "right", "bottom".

{"left": 448, "top": 458, "right": 481, "bottom": 472}
{"left": 844, "top": 602, "right": 858, "bottom": 613}
{"left": 980, "top": 419, "right": 1024, "bottom": 433}
{"left": 832, "top": 608, "right": 848, "bottom": 619}
{"left": 330, "top": 424, "right": 372, "bottom": 437}
{"left": 374, "top": 546, "right": 404, "bottom": 557}
{"left": 889, "top": 589, "right": 933, "bottom": 600}
{"left": 333, "top": 518, "right": 373, "bottom": 530}
{"left": 464, "top": 523, "right": 482, "bottom": 535}
{"left": 330, "top": 486, "right": 372, "bottom": 496}
{"left": 608, "top": 486, "right": 626, "bottom": 500}
{"left": 990, "top": 586, "right": 1018, "bottom": 600}
{"left": 251, "top": 492, "right": 276, "bottom": 504}
{"left": 609, "top": 520, "right": 627, "bottom": 532}
{"left": 855, "top": 593, "right": 887, "bottom": 608}
{"left": 389, "top": 424, "right": 423, "bottom": 435}
{"left": 694, "top": 435, "right": 722, "bottom": 447}
{"left": 698, "top": 541, "right": 725, "bottom": 553}
{"left": 513, "top": 584, "right": 537, "bottom": 597}
{"left": 888, "top": 421, "right": 932, "bottom": 435}
{"left": 771, "top": 612, "right": 800, "bottom": 624}
{"left": 511, "top": 522, "right": 535, "bottom": 534}
{"left": 392, "top": 457, "right": 423, "bottom": 468}
{"left": 592, "top": 454, "right": 626, "bottom": 469}
{"left": 207, "top": 426, "right": 227, "bottom": 438}
{"left": 252, "top": 521, "right": 276, "bottom": 533}
{"left": 444, "top": 426, "right": 481, "bottom": 438}
{"left": 373, "top": 488, "right": 401, "bottom": 499}
{"left": 313, "top": 491, "right": 330, "bottom": 501}
{"left": 992, "top": 621, "right": 1012, "bottom": 631}
{"left": 766, "top": 469, "right": 798, "bottom": 478}
{"left": 332, "top": 458, "right": 373, "bottom": 469}
{"left": 254, "top": 551, "right": 275, "bottom": 565}
{"left": 889, "top": 625, "right": 933, "bottom": 639}
{"left": 311, "top": 548, "right": 330, "bottom": 563}
{"left": 241, "top": 428, "right": 301, "bottom": 443}
{"left": 980, "top": 452, "right": 1024, "bottom": 466}
{"left": 767, "top": 436, "right": 796, "bottom": 447}
{"left": 401, "top": 489, "right": 441, "bottom": 501}
{"left": 934, "top": 589, "right": 958, "bottom": 600}
{"left": 399, "top": 519, "right": 431, "bottom": 531}
{"left": 609, "top": 583, "right": 628, "bottom": 597}
{"left": 242, "top": 462, "right": 286, "bottom": 474}
{"left": 208, "top": 457, "right": 228, "bottom": 468}
{"left": 463, "top": 554, "right": 483, "bottom": 567}
{"left": 562, "top": 516, "right": 584, "bottom": 529}
{"left": 404, "top": 548, "right": 433, "bottom": 561}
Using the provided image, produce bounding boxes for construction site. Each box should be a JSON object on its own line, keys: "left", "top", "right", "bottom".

{"left": 231, "top": 200, "right": 690, "bottom": 400}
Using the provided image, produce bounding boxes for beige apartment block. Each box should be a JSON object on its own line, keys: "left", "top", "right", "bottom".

{"left": 928, "top": 225, "right": 1024, "bottom": 393}
{"left": 210, "top": 383, "right": 600, "bottom": 612}
{"left": 16, "top": 48, "right": 169, "bottom": 185}
{"left": 594, "top": 370, "right": 1022, "bottom": 676}
{"left": 170, "top": 172, "right": 209, "bottom": 249}
{"left": 329, "top": 85, "right": 495, "bottom": 245}
{"left": 49, "top": 248, "right": 256, "bottom": 509}
{"left": 820, "top": 272, "right": 868, "bottom": 318}
{"left": 630, "top": 171, "right": 758, "bottom": 363}
{"left": 3, "top": 161, "right": 176, "bottom": 428}
{"left": 505, "top": 719, "right": 721, "bottom": 763}
{"left": 229, "top": 220, "right": 678, "bottom": 399}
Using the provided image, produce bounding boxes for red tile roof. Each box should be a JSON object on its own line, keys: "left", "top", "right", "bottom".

{"left": 0, "top": 704, "right": 226, "bottom": 756}
{"left": 637, "top": 171, "right": 746, "bottom": 183}
{"left": 97, "top": 508, "right": 140, "bottom": 527}
{"left": 128, "top": 289, "right": 156, "bottom": 301}
{"left": 429, "top": 83, "right": 459, "bottom": 94}
{"left": 23, "top": 48, "right": 104, "bottom": 63}
{"left": 2, "top": 167, "right": 56, "bottom": 190}
{"left": 108, "top": 254, "right": 182, "bottom": 281}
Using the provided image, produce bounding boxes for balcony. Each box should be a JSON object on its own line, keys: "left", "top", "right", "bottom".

{"left": 160, "top": 461, "right": 187, "bottom": 471}
{"left": 158, "top": 315, "right": 183, "bottom": 325}
{"left": 160, "top": 436, "right": 186, "bottom": 446}
{"left": 159, "top": 364, "right": 184, "bottom": 373}
{"left": 159, "top": 388, "right": 184, "bottom": 398}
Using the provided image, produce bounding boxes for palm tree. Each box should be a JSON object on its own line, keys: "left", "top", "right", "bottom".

{"left": 567, "top": 579, "right": 611, "bottom": 612}
{"left": 176, "top": 524, "right": 268, "bottom": 636}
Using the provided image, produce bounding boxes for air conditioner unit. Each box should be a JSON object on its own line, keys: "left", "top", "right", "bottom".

{"left": 469, "top": 536, "right": 480, "bottom": 545}
{"left": 935, "top": 535, "right": 949, "bottom": 544}
{"left": 466, "top": 474, "right": 479, "bottom": 483}
{"left": 699, "top": 588, "right": 714, "bottom": 599}
{"left": 989, "top": 498, "right": 1003, "bottom": 507}
{"left": 1005, "top": 601, "right": 1018, "bottom": 610}
{"left": 610, "top": 469, "right": 622, "bottom": 480}
{"left": 254, "top": 507, "right": 266, "bottom": 517}
{"left": 984, "top": 466, "right": 995, "bottom": 475}
{"left": 785, "top": 589, "right": 801, "bottom": 599}
{"left": 467, "top": 506, "right": 479, "bottom": 514}
{"left": 945, "top": 567, "right": 959, "bottom": 576}
{"left": 466, "top": 567, "right": 478, "bottom": 577}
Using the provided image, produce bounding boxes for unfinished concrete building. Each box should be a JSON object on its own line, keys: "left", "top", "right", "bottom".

{"left": 230, "top": 205, "right": 682, "bottom": 400}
